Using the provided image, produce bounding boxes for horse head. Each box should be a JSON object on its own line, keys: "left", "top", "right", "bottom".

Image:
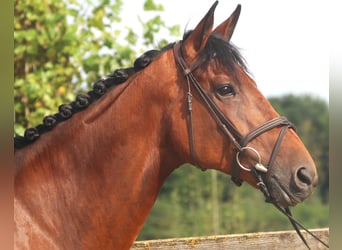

{"left": 168, "top": 2, "right": 318, "bottom": 208}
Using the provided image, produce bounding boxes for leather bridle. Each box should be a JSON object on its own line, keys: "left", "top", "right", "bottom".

{"left": 173, "top": 42, "right": 294, "bottom": 186}
{"left": 173, "top": 42, "right": 329, "bottom": 249}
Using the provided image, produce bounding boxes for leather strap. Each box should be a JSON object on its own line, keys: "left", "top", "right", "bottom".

{"left": 173, "top": 42, "right": 243, "bottom": 149}
{"left": 232, "top": 117, "right": 295, "bottom": 185}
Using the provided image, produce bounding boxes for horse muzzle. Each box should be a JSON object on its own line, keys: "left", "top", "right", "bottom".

{"left": 266, "top": 165, "right": 317, "bottom": 207}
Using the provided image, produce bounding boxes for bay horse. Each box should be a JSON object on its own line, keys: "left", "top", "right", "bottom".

{"left": 15, "top": 2, "right": 319, "bottom": 249}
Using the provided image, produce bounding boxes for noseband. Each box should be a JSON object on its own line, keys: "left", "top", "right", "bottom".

{"left": 173, "top": 42, "right": 329, "bottom": 249}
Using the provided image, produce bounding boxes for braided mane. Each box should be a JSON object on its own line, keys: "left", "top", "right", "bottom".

{"left": 14, "top": 44, "right": 175, "bottom": 150}
{"left": 14, "top": 32, "right": 246, "bottom": 150}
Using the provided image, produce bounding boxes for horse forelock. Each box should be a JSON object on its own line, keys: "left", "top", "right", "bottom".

{"left": 181, "top": 30, "right": 248, "bottom": 76}
{"left": 203, "top": 34, "right": 249, "bottom": 75}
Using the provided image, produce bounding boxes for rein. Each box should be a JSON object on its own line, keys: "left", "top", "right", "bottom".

{"left": 173, "top": 42, "right": 329, "bottom": 249}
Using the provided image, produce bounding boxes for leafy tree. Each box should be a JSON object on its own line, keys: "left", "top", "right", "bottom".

{"left": 14, "top": 0, "right": 180, "bottom": 136}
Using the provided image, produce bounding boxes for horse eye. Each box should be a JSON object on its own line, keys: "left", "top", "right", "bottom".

{"left": 216, "top": 84, "right": 235, "bottom": 97}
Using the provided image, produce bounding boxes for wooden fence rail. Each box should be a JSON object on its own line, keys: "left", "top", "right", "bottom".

{"left": 132, "top": 228, "right": 329, "bottom": 250}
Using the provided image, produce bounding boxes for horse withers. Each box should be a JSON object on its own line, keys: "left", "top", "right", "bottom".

{"left": 15, "top": 2, "right": 318, "bottom": 249}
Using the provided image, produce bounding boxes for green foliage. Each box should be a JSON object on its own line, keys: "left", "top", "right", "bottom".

{"left": 138, "top": 14, "right": 180, "bottom": 48}
{"left": 144, "top": 0, "right": 164, "bottom": 11}
{"left": 14, "top": 0, "right": 179, "bottom": 135}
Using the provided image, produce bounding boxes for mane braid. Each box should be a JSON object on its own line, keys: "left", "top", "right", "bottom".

{"left": 14, "top": 45, "right": 173, "bottom": 150}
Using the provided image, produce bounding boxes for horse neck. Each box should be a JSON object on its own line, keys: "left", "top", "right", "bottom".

{"left": 14, "top": 55, "right": 183, "bottom": 249}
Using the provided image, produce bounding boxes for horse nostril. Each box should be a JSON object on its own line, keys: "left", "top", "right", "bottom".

{"left": 296, "top": 167, "right": 312, "bottom": 186}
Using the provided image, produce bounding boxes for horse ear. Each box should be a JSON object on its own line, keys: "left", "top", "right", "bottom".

{"left": 213, "top": 4, "right": 241, "bottom": 41}
{"left": 182, "top": 1, "right": 218, "bottom": 60}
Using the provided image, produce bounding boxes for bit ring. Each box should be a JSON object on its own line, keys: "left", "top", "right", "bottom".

{"left": 236, "top": 146, "right": 262, "bottom": 172}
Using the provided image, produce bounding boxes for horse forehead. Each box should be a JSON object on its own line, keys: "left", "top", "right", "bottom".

{"left": 199, "top": 60, "right": 250, "bottom": 85}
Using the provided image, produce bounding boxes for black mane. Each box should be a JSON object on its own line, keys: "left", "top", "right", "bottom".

{"left": 14, "top": 33, "right": 247, "bottom": 150}
{"left": 14, "top": 43, "right": 174, "bottom": 150}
